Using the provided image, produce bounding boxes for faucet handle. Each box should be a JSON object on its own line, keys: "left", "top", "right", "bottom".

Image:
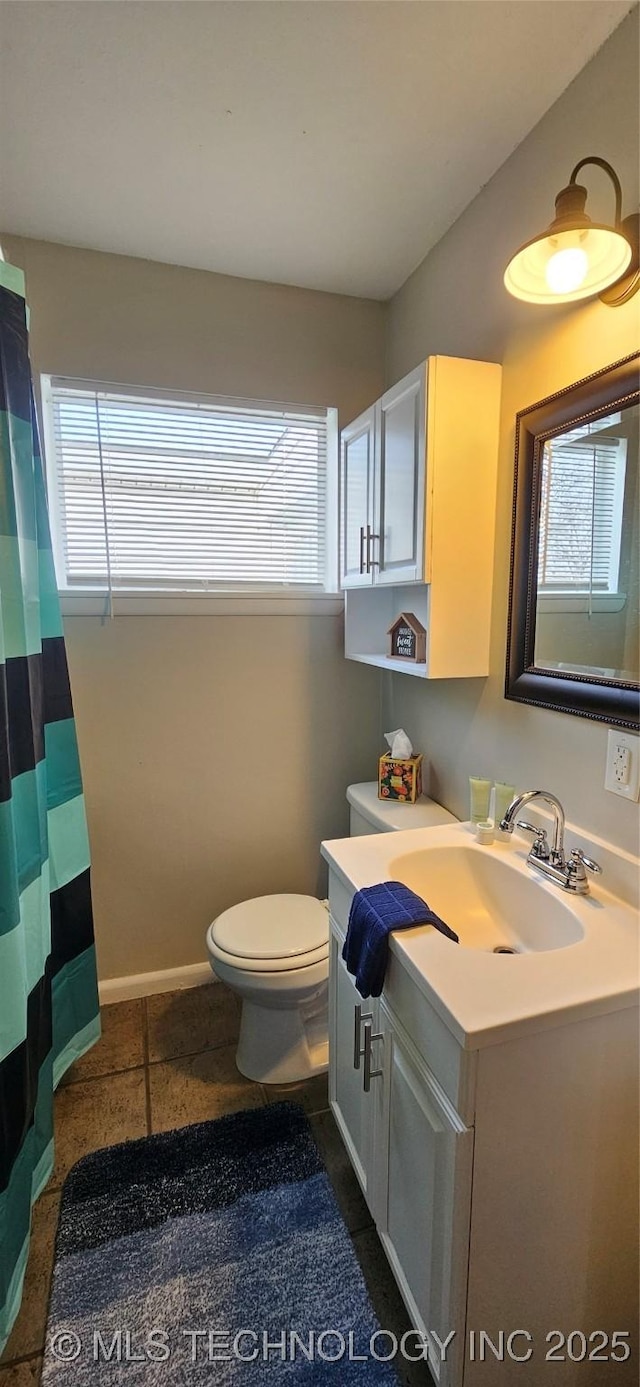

{"left": 569, "top": 848, "right": 602, "bottom": 876}
{"left": 516, "top": 821, "right": 550, "bottom": 859}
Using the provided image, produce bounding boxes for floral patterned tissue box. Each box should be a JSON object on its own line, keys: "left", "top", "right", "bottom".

{"left": 378, "top": 753, "right": 423, "bottom": 804}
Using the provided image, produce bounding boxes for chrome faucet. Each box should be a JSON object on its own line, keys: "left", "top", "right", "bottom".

{"left": 499, "top": 790, "right": 602, "bottom": 895}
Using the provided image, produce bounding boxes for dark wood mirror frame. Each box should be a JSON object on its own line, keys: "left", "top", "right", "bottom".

{"left": 505, "top": 350, "right": 640, "bottom": 730}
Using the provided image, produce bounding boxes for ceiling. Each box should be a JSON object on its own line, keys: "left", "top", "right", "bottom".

{"left": 0, "top": 0, "right": 634, "bottom": 299}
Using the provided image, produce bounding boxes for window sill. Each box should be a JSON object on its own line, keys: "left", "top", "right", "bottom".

{"left": 58, "top": 589, "right": 344, "bottom": 617}
{"left": 537, "top": 592, "right": 627, "bottom": 615}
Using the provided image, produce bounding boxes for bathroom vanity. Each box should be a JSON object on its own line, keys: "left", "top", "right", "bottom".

{"left": 322, "top": 822, "right": 639, "bottom": 1386}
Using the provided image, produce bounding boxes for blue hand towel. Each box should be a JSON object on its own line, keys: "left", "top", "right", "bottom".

{"left": 343, "top": 880, "right": 458, "bottom": 999}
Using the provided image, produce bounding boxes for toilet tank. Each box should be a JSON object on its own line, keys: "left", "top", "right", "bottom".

{"left": 347, "top": 782, "right": 457, "bottom": 836}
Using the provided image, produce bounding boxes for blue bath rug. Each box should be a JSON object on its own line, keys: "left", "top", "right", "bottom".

{"left": 42, "top": 1103, "right": 401, "bottom": 1383}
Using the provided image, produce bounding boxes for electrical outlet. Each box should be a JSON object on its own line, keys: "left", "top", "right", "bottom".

{"left": 604, "top": 729, "right": 640, "bottom": 801}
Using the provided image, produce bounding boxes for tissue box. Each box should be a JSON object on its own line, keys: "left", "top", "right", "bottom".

{"left": 378, "top": 753, "right": 423, "bottom": 804}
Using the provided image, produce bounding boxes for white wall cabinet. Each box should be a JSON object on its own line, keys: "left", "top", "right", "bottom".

{"left": 341, "top": 370, "right": 426, "bottom": 588}
{"left": 328, "top": 908, "right": 638, "bottom": 1387}
{"left": 340, "top": 405, "right": 376, "bottom": 588}
{"left": 375, "top": 366, "right": 427, "bottom": 586}
{"left": 340, "top": 356, "right": 501, "bottom": 677}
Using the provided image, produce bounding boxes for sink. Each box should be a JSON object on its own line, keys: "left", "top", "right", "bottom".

{"left": 323, "top": 816, "right": 637, "bottom": 1046}
{"left": 389, "top": 844, "right": 585, "bottom": 953}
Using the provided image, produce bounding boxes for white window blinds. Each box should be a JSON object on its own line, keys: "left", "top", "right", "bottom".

{"left": 538, "top": 419, "right": 627, "bottom": 594}
{"left": 44, "top": 380, "right": 330, "bottom": 590}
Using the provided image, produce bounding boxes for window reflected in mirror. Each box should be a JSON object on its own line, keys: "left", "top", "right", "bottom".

{"left": 534, "top": 402, "right": 639, "bottom": 683}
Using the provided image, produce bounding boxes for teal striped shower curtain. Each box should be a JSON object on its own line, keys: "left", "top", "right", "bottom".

{"left": 0, "top": 262, "right": 100, "bottom": 1350}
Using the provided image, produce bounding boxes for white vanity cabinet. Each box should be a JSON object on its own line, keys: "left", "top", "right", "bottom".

{"left": 340, "top": 355, "right": 502, "bottom": 677}
{"left": 329, "top": 914, "right": 475, "bottom": 1387}
{"left": 327, "top": 898, "right": 639, "bottom": 1387}
{"left": 374, "top": 999, "right": 473, "bottom": 1386}
{"left": 328, "top": 930, "right": 378, "bottom": 1204}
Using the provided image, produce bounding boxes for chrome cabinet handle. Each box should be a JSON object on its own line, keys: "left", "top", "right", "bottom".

{"left": 366, "top": 527, "right": 380, "bottom": 573}
{"left": 353, "top": 1004, "right": 372, "bottom": 1070}
{"left": 362, "top": 1021, "right": 383, "bottom": 1092}
{"left": 359, "top": 526, "right": 366, "bottom": 575}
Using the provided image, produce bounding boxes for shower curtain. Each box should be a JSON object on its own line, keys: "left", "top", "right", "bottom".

{"left": 0, "top": 262, "right": 100, "bottom": 1351}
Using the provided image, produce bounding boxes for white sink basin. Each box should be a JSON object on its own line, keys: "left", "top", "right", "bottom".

{"left": 322, "top": 820, "right": 639, "bottom": 1046}
{"left": 389, "top": 843, "right": 585, "bottom": 953}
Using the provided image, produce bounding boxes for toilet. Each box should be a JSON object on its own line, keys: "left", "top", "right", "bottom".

{"left": 206, "top": 783, "right": 457, "bottom": 1084}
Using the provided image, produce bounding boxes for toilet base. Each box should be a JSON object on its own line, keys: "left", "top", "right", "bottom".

{"left": 236, "top": 991, "right": 328, "bottom": 1084}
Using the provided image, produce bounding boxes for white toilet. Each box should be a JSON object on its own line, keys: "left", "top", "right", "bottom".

{"left": 206, "top": 783, "right": 457, "bottom": 1084}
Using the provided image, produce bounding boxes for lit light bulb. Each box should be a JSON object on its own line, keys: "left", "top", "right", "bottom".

{"left": 545, "top": 247, "right": 589, "bottom": 295}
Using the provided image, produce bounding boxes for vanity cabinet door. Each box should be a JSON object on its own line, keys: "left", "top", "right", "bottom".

{"left": 374, "top": 364, "right": 427, "bottom": 585}
{"left": 340, "top": 406, "right": 376, "bottom": 588}
{"left": 375, "top": 1002, "right": 473, "bottom": 1387}
{"left": 328, "top": 930, "right": 377, "bottom": 1202}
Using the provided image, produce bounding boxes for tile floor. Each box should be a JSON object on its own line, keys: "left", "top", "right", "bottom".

{"left": 1, "top": 984, "right": 433, "bottom": 1386}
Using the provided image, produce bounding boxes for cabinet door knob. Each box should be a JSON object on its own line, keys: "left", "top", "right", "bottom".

{"left": 363, "top": 1021, "right": 383, "bottom": 1092}
{"left": 359, "top": 526, "right": 366, "bottom": 575}
{"left": 353, "top": 1003, "right": 372, "bottom": 1070}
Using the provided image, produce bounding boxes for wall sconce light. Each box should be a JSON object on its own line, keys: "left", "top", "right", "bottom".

{"left": 504, "top": 156, "right": 639, "bottom": 307}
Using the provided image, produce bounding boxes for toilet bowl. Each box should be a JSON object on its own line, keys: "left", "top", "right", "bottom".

{"left": 207, "top": 894, "right": 329, "bottom": 1084}
{"left": 206, "top": 784, "right": 457, "bottom": 1084}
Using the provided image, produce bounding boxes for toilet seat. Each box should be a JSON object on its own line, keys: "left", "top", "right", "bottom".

{"left": 208, "top": 894, "right": 329, "bottom": 973}
{"left": 205, "top": 783, "right": 458, "bottom": 1084}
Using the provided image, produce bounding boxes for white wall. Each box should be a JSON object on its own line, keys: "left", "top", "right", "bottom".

{"left": 3, "top": 8, "right": 639, "bottom": 980}
{"left": 384, "top": 8, "right": 640, "bottom": 855}
{"left": 3, "top": 235, "right": 386, "bottom": 978}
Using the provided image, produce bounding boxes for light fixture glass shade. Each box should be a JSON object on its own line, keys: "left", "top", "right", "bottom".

{"left": 505, "top": 224, "right": 632, "bottom": 305}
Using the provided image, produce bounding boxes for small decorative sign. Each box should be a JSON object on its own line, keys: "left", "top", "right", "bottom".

{"left": 387, "top": 612, "right": 427, "bottom": 663}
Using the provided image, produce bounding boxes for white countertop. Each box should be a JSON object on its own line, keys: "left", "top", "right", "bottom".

{"left": 321, "top": 820, "right": 640, "bottom": 1049}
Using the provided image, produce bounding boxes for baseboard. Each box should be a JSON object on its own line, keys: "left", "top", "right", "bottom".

{"left": 99, "top": 961, "right": 215, "bottom": 1005}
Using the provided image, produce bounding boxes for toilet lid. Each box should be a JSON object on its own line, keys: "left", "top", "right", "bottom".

{"left": 211, "top": 894, "right": 329, "bottom": 961}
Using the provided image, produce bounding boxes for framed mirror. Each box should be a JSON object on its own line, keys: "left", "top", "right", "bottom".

{"left": 506, "top": 352, "right": 640, "bottom": 729}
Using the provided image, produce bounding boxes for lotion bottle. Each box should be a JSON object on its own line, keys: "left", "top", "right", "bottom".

{"left": 469, "top": 776, "right": 492, "bottom": 824}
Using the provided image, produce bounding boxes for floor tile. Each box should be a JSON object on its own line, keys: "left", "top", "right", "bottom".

{"left": 310, "top": 1109, "right": 373, "bottom": 1234}
{"left": 0, "top": 1192, "right": 59, "bottom": 1364}
{"left": 0, "top": 1358, "right": 42, "bottom": 1385}
{"left": 263, "top": 1071, "right": 329, "bottom": 1116}
{"left": 148, "top": 1045, "right": 265, "bottom": 1133}
{"left": 60, "top": 1000, "right": 144, "bottom": 1084}
{"left": 352, "top": 1228, "right": 434, "bottom": 1387}
{"left": 146, "top": 983, "right": 240, "bottom": 1063}
{"left": 52, "top": 1068, "right": 147, "bottom": 1188}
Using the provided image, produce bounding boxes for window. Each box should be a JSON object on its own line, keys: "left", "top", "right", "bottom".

{"left": 537, "top": 413, "right": 627, "bottom": 609}
{"left": 42, "top": 378, "right": 337, "bottom": 606}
